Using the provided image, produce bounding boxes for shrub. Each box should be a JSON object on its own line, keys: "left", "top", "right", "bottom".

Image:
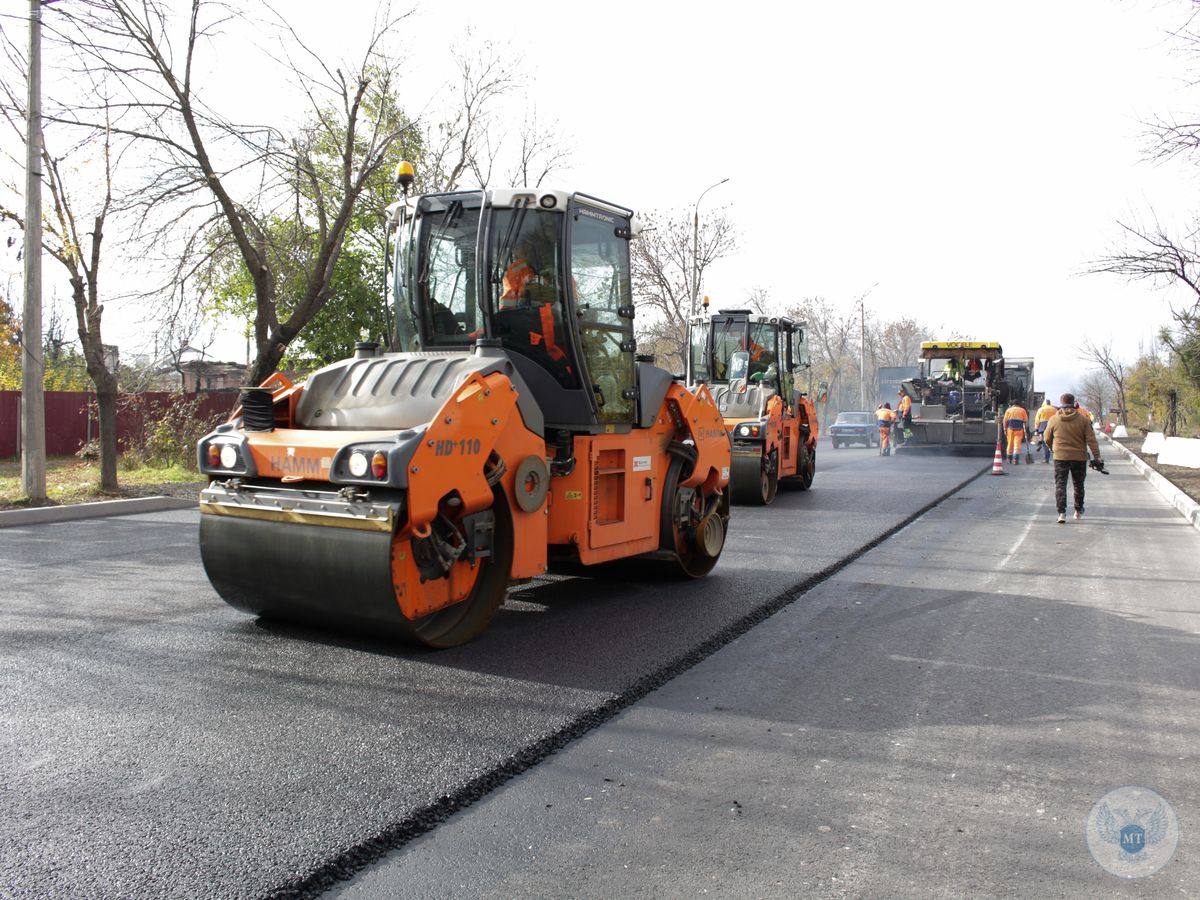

{"left": 120, "top": 393, "right": 225, "bottom": 470}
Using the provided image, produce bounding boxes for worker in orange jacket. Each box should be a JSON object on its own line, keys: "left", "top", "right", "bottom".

{"left": 499, "top": 257, "right": 539, "bottom": 307}
{"left": 876, "top": 403, "right": 896, "bottom": 456}
{"left": 895, "top": 390, "right": 913, "bottom": 445}
{"left": 1032, "top": 399, "right": 1056, "bottom": 463}
{"left": 496, "top": 241, "right": 573, "bottom": 383}
{"left": 1003, "top": 401, "right": 1030, "bottom": 464}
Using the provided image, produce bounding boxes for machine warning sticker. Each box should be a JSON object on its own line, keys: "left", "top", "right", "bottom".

{"left": 632, "top": 455, "right": 652, "bottom": 471}
{"left": 565, "top": 490, "right": 584, "bottom": 500}
{"left": 722, "top": 466, "right": 730, "bottom": 479}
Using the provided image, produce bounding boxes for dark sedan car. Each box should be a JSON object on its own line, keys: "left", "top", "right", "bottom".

{"left": 829, "top": 411, "right": 879, "bottom": 448}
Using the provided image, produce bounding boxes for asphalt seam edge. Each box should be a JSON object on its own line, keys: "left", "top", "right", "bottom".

{"left": 267, "top": 465, "right": 991, "bottom": 899}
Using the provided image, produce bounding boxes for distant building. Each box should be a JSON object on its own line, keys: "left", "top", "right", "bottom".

{"left": 176, "top": 359, "right": 246, "bottom": 392}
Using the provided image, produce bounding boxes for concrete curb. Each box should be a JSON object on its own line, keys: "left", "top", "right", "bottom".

{"left": 0, "top": 495, "right": 197, "bottom": 528}
{"left": 1104, "top": 435, "right": 1200, "bottom": 535}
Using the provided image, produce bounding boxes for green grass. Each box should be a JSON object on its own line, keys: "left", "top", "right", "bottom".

{"left": 0, "top": 456, "right": 201, "bottom": 508}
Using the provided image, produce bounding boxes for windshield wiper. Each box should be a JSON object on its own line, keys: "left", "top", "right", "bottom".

{"left": 491, "top": 203, "right": 530, "bottom": 286}
{"left": 418, "top": 199, "right": 463, "bottom": 286}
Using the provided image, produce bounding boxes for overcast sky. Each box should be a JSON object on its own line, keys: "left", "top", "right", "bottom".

{"left": 7, "top": 0, "right": 1200, "bottom": 402}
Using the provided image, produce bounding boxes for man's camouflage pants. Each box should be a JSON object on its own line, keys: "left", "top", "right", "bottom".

{"left": 1053, "top": 459, "right": 1087, "bottom": 514}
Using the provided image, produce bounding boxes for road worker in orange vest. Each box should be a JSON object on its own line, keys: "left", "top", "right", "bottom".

{"left": 894, "top": 390, "right": 913, "bottom": 445}
{"left": 1032, "top": 398, "right": 1056, "bottom": 463}
{"left": 1003, "top": 400, "right": 1030, "bottom": 464}
{"left": 876, "top": 403, "right": 896, "bottom": 456}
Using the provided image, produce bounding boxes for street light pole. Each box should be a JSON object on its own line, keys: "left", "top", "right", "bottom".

{"left": 690, "top": 178, "right": 729, "bottom": 319}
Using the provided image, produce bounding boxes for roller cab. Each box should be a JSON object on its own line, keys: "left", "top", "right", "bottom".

{"left": 686, "top": 308, "right": 818, "bottom": 504}
{"left": 198, "top": 183, "right": 730, "bottom": 646}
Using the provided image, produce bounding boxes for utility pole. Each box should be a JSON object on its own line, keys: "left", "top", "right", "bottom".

{"left": 859, "top": 299, "right": 865, "bottom": 410}
{"left": 856, "top": 283, "right": 878, "bottom": 411}
{"left": 21, "top": 0, "right": 46, "bottom": 502}
{"left": 690, "top": 178, "right": 729, "bottom": 319}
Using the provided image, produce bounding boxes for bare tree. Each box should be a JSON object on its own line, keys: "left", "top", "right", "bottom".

{"left": 873, "top": 317, "right": 929, "bottom": 368}
{"left": 1073, "top": 369, "right": 1113, "bottom": 421}
{"left": 1089, "top": 220, "right": 1200, "bottom": 390}
{"left": 631, "top": 208, "right": 736, "bottom": 373}
{"left": 0, "top": 31, "right": 125, "bottom": 488}
{"left": 48, "top": 0, "right": 422, "bottom": 385}
{"left": 420, "top": 40, "right": 523, "bottom": 192}
{"left": 785, "top": 296, "right": 860, "bottom": 419}
{"left": 1078, "top": 338, "right": 1130, "bottom": 426}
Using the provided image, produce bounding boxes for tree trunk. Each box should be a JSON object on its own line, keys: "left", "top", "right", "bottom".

{"left": 247, "top": 338, "right": 287, "bottom": 387}
{"left": 96, "top": 380, "right": 118, "bottom": 491}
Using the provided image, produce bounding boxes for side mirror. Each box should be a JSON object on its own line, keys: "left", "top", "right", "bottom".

{"left": 728, "top": 350, "right": 750, "bottom": 382}
{"left": 817, "top": 381, "right": 829, "bottom": 404}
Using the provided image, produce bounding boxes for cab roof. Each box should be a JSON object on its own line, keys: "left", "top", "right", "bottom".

{"left": 920, "top": 340, "right": 1002, "bottom": 360}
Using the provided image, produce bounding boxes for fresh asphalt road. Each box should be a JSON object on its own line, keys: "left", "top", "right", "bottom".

{"left": 0, "top": 441, "right": 987, "bottom": 899}
{"left": 333, "top": 446, "right": 1200, "bottom": 899}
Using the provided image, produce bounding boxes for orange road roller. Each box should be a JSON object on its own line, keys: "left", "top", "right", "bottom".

{"left": 197, "top": 179, "right": 731, "bottom": 647}
{"left": 687, "top": 305, "right": 819, "bottom": 504}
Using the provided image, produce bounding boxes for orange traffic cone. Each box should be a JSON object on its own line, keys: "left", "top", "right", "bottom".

{"left": 991, "top": 441, "right": 1007, "bottom": 475}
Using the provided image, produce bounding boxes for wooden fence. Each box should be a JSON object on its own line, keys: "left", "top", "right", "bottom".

{"left": 0, "top": 391, "right": 238, "bottom": 459}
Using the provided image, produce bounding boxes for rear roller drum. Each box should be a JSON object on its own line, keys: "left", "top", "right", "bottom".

{"left": 660, "top": 454, "right": 728, "bottom": 578}
{"left": 784, "top": 444, "right": 815, "bottom": 491}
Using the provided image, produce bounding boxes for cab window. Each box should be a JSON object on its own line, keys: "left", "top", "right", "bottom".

{"left": 489, "top": 208, "right": 578, "bottom": 388}
{"left": 412, "top": 195, "right": 481, "bottom": 347}
{"left": 570, "top": 207, "right": 636, "bottom": 423}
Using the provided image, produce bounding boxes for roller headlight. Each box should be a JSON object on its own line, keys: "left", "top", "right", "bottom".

{"left": 348, "top": 451, "right": 369, "bottom": 478}
{"left": 219, "top": 445, "right": 239, "bottom": 469}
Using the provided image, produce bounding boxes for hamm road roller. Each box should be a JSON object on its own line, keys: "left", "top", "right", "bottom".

{"left": 686, "top": 305, "right": 819, "bottom": 504}
{"left": 196, "top": 175, "right": 731, "bottom": 647}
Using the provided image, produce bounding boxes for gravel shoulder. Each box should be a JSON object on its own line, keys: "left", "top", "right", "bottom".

{"left": 1113, "top": 436, "right": 1200, "bottom": 505}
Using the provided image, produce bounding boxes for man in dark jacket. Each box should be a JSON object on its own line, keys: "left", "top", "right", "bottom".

{"left": 1043, "top": 392, "right": 1103, "bottom": 524}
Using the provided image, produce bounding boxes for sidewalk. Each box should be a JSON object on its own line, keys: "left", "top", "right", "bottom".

{"left": 0, "top": 495, "right": 197, "bottom": 528}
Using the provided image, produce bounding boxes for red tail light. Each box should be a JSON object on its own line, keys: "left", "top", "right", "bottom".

{"left": 207, "top": 444, "right": 221, "bottom": 467}
{"left": 371, "top": 451, "right": 387, "bottom": 479}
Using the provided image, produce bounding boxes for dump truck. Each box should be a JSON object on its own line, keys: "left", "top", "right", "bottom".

{"left": 195, "top": 173, "right": 731, "bottom": 647}
{"left": 686, "top": 305, "right": 818, "bottom": 503}
{"left": 896, "top": 340, "right": 1038, "bottom": 452}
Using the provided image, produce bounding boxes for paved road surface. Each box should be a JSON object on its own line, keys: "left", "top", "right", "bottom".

{"left": 1, "top": 445, "right": 985, "bottom": 898}
{"left": 333, "top": 448, "right": 1200, "bottom": 898}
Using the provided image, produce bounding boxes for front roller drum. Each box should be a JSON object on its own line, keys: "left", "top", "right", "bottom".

{"left": 730, "top": 450, "right": 777, "bottom": 506}
{"left": 199, "top": 492, "right": 514, "bottom": 648}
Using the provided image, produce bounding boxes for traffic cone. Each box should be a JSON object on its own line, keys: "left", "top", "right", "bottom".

{"left": 991, "top": 441, "right": 1007, "bottom": 475}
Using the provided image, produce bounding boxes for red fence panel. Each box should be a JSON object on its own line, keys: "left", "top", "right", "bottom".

{"left": 0, "top": 390, "right": 240, "bottom": 459}
{"left": 0, "top": 391, "right": 17, "bottom": 458}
